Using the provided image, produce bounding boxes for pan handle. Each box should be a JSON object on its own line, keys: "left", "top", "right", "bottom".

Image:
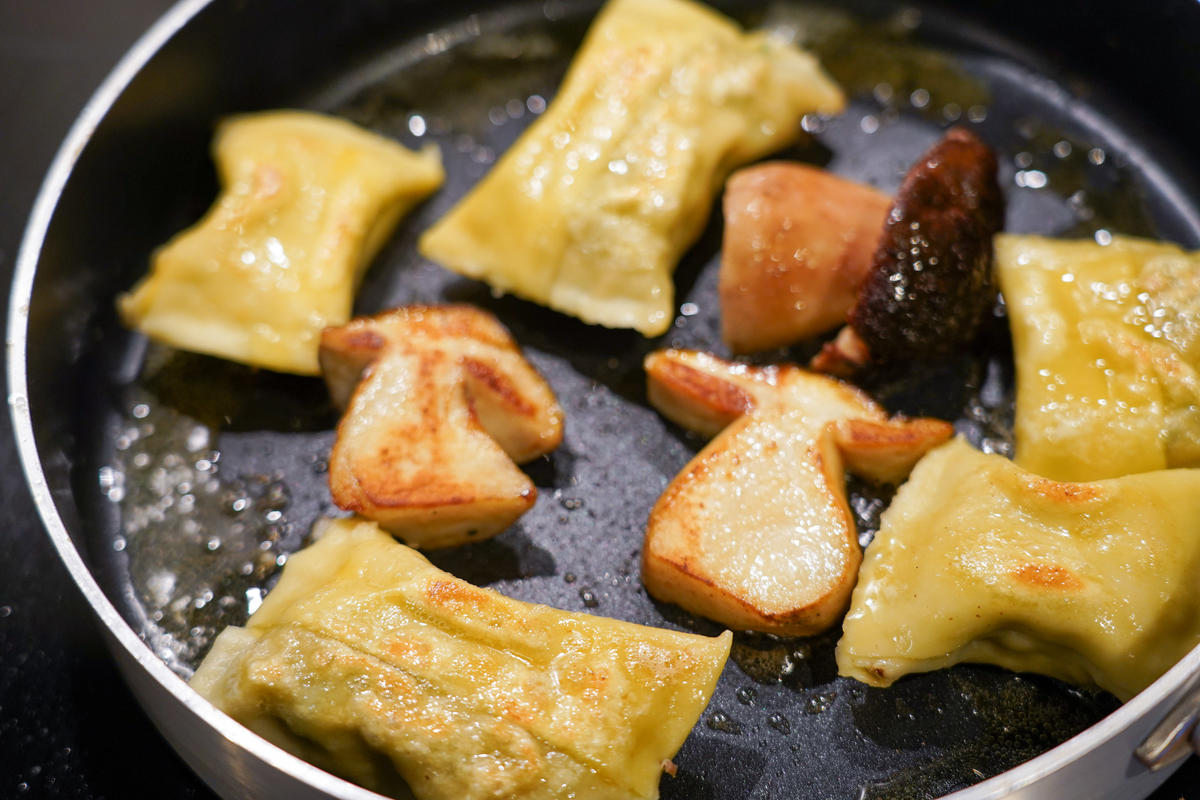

{"left": 1136, "top": 681, "right": 1200, "bottom": 770}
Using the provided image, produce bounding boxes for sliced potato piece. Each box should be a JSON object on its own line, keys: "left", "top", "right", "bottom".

{"left": 320, "top": 306, "right": 563, "bottom": 547}
{"left": 720, "top": 163, "right": 890, "bottom": 353}
{"left": 643, "top": 349, "right": 951, "bottom": 635}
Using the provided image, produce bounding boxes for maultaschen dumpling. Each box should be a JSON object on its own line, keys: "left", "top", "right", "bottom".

{"left": 996, "top": 233, "right": 1200, "bottom": 481}
{"left": 120, "top": 110, "right": 443, "bottom": 375}
{"left": 643, "top": 349, "right": 951, "bottom": 636}
{"left": 192, "top": 518, "right": 732, "bottom": 800}
{"left": 837, "top": 437, "right": 1200, "bottom": 701}
{"left": 419, "top": 0, "right": 844, "bottom": 336}
{"left": 320, "top": 306, "right": 563, "bottom": 548}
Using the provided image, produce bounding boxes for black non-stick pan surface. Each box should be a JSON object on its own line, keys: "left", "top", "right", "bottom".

{"left": 25, "top": 0, "right": 1199, "bottom": 797}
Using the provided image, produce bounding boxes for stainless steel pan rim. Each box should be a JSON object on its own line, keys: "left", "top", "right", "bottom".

{"left": 6, "top": 0, "right": 1197, "bottom": 798}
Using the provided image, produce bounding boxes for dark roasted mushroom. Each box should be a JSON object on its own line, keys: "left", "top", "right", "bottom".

{"left": 813, "top": 127, "right": 1004, "bottom": 374}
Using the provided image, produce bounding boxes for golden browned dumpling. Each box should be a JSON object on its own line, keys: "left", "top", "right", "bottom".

{"left": 996, "top": 233, "right": 1200, "bottom": 480}
{"left": 419, "top": 0, "right": 844, "bottom": 336}
{"left": 120, "top": 111, "right": 443, "bottom": 375}
{"left": 320, "top": 306, "right": 563, "bottom": 548}
{"left": 837, "top": 437, "right": 1200, "bottom": 701}
{"left": 643, "top": 349, "right": 951, "bottom": 636}
{"left": 192, "top": 518, "right": 732, "bottom": 800}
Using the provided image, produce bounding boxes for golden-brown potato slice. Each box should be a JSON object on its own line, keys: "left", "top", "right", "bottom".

{"left": 320, "top": 306, "right": 563, "bottom": 547}
{"left": 643, "top": 349, "right": 951, "bottom": 635}
{"left": 720, "top": 164, "right": 890, "bottom": 353}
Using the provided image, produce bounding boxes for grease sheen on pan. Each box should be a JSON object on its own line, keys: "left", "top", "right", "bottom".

{"left": 192, "top": 518, "right": 731, "bottom": 800}
{"left": 419, "top": 0, "right": 844, "bottom": 336}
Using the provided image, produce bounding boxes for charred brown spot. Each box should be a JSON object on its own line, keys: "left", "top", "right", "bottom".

{"left": 340, "top": 328, "right": 386, "bottom": 352}
{"left": 1011, "top": 563, "right": 1084, "bottom": 591}
{"left": 848, "top": 127, "right": 1004, "bottom": 363}
{"left": 653, "top": 360, "right": 755, "bottom": 418}
{"left": 463, "top": 356, "right": 537, "bottom": 416}
{"left": 1027, "top": 477, "right": 1101, "bottom": 503}
{"left": 835, "top": 417, "right": 953, "bottom": 449}
{"left": 425, "top": 578, "right": 489, "bottom": 612}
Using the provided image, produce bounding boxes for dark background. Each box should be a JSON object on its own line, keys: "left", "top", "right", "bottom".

{"left": 0, "top": 1, "right": 1197, "bottom": 799}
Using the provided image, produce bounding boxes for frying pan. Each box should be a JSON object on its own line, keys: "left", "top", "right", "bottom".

{"left": 9, "top": 0, "right": 1200, "bottom": 798}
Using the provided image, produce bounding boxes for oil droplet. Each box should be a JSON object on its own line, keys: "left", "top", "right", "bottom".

{"left": 579, "top": 588, "right": 599, "bottom": 608}
{"left": 1015, "top": 170, "right": 1047, "bottom": 189}
{"left": 767, "top": 714, "right": 792, "bottom": 734}
{"left": 564, "top": 572, "right": 577, "bottom": 584}
{"left": 246, "top": 587, "right": 264, "bottom": 614}
{"left": 805, "top": 691, "right": 838, "bottom": 714}
{"left": 736, "top": 686, "right": 758, "bottom": 705}
{"left": 706, "top": 711, "right": 744, "bottom": 734}
{"left": 800, "top": 113, "right": 826, "bottom": 134}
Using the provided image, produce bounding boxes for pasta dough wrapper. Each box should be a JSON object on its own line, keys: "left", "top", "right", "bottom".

{"left": 419, "top": 0, "right": 844, "bottom": 336}
{"left": 192, "top": 518, "right": 731, "bottom": 800}
{"left": 996, "top": 233, "right": 1200, "bottom": 480}
{"left": 836, "top": 437, "right": 1200, "bottom": 701}
{"left": 120, "top": 110, "right": 444, "bottom": 375}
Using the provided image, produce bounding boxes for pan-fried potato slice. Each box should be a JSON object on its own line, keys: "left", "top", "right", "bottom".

{"left": 193, "top": 518, "right": 732, "bottom": 800}
{"left": 837, "top": 437, "right": 1200, "bottom": 701}
{"left": 320, "top": 306, "right": 563, "bottom": 548}
{"left": 643, "top": 349, "right": 951, "bottom": 635}
{"left": 120, "top": 110, "right": 443, "bottom": 375}
{"left": 720, "top": 163, "right": 890, "bottom": 353}
{"left": 419, "top": 0, "right": 844, "bottom": 336}
{"left": 996, "top": 233, "right": 1200, "bottom": 481}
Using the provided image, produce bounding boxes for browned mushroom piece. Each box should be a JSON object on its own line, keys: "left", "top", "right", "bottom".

{"left": 812, "top": 127, "right": 1004, "bottom": 375}
{"left": 719, "top": 163, "right": 892, "bottom": 353}
{"left": 319, "top": 305, "right": 564, "bottom": 548}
